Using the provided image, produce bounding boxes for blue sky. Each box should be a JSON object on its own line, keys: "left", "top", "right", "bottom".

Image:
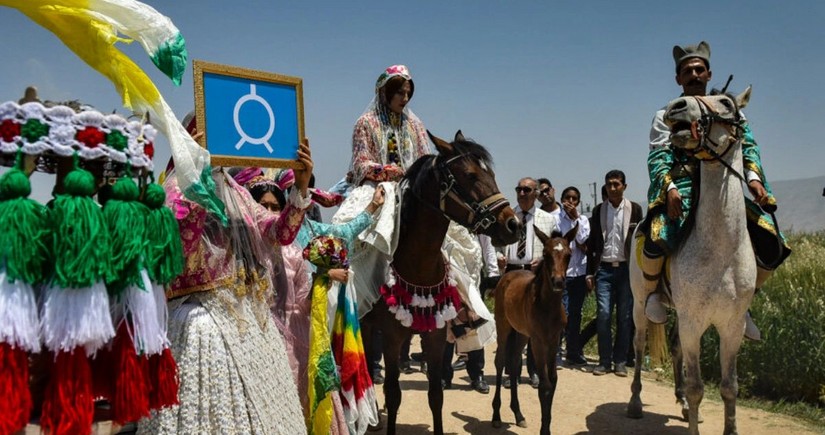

{"left": 1, "top": 1, "right": 823, "bottom": 212}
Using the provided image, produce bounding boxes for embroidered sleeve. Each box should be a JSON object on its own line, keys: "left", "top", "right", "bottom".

{"left": 350, "top": 116, "right": 385, "bottom": 185}
{"left": 165, "top": 181, "right": 205, "bottom": 255}
{"left": 647, "top": 110, "right": 674, "bottom": 209}
{"left": 257, "top": 188, "right": 310, "bottom": 245}
{"left": 740, "top": 122, "right": 776, "bottom": 205}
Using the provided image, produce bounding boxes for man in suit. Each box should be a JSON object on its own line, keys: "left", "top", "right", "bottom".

{"left": 586, "top": 170, "right": 643, "bottom": 377}
{"left": 497, "top": 177, "right": 560, "bottom": 387}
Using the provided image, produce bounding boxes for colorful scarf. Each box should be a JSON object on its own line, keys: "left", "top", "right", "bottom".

{"left": 305, "top": 236, "right": 346, "bottom": 434}
{"left": 331, "top": 279, "right": 378, "bottom": 434}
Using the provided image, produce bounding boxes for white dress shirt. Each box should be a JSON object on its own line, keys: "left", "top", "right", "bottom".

{"left": 477, "top": 234, "right": 500, "bottom": 277}
{"left": 602, "top": 198, "right": 627, "bottom": 263}
{"left": 507, "top": 206, "right": 536, "bottom": 264}
{"left": 559, "top": 210, "right": 590, "bottom": 277}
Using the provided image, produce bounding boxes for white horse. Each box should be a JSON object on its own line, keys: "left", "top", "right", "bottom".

{"left": 627, "top": 87, "right": 754, "bottom": 435}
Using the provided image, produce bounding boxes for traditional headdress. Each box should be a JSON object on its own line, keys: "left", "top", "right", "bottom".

{"left": 374, "top": 64, "right": 412, "bottom": 94}
{"left": 673, "top": 41, "right": 711, "bottom": 73}
{"left": 347, "top": 65, "right": 427, "bottom": 186}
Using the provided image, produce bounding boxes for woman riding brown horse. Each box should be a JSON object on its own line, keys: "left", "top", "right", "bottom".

{"left": 492, "top": 224, "right": 577, "bottom": 435}
{"left": 361, "top": 131, "right": 519, "bottom": 435}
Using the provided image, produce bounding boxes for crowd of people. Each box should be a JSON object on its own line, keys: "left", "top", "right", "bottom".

{"left": 3, "top": 35, "right": 791, "bottom": 435}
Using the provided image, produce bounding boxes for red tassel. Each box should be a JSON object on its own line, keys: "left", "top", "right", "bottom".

{"left": 90, "top": 345, "right": 115, "bottom": 400}
{"left": 111, "top": 326, "right": 150, "bottom": 424}
{"left": 41, "top": 349, "right": 94, "bottom": 435}
{"left": 0, "top": 343, "right": 31, "bottom": 435}
{"left": 149, "top": 348, "right": 179, "bottom": 410}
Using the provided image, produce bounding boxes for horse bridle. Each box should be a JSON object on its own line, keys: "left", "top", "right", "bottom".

{"left": 689, "top": 95, "right": 745, "bottom": 163}
{"left": 432, "top": 153, "right": 510, "bottom": 233}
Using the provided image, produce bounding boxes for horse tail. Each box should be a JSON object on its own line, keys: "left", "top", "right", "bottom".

{"left": 648, "top": 321, "right": 669, "bottom": 367}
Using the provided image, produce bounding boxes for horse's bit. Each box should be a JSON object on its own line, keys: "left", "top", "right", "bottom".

{"left": 690, "top": 95, "right": 745, "bottom": 163}
{"left": 434, "top": 153, "right": 509, "bottom": 233}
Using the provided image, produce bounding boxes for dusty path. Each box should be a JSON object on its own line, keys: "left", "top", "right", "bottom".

{"left": 375, "top": 344, "right": 820, "bottom": 434}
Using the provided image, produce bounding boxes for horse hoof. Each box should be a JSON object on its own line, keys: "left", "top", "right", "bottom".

{"left": 517, "top": 419, "right": 528, "bottom": 428}
{"left": 627, "top": 405, "right": 643, "bottom": 419}
{"left": 492, "top": 420, "right": 501, "bottom": 428}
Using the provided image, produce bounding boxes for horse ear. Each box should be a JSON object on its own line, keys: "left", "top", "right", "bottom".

{"left": 735, "top": 85, "right": 752, "bottom": 109}
{"left": 428, "top": 130, "right": 454, "bottom": 154}
{"left": 534, "top": 226, "right": 550, "bottom": 245}
{"left": 563, "top": 222, "right": 578, "bottom": 244}
{"left": 454, "top": 130, "right": 465, "bottom": 142}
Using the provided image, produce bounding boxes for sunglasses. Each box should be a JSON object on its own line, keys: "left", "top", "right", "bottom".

{"left": 515, "top": 186, "right": 534, "bottom": 194}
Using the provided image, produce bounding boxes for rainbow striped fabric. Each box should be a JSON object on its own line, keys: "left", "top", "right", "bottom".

{"left": 331, "top": 280, "right": 378, "bottom": 434}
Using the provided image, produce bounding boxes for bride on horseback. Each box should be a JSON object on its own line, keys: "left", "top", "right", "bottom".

{"left": 332, "top": 65, "right": 497, "bottom": 376}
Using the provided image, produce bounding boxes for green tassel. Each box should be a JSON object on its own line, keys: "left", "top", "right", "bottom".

{"left": 0, "top": 168, "right": 51, "bottom": 285}
{"left": 103, "top": 177, "right": 149, "bottom": 296}
{"left": 142, "top": 183, "right": 183, "bottom": 285}
{"left": 51, "top": 168, "right": 110, "bottom": 288}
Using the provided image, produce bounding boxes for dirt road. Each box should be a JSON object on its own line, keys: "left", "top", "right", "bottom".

{"left": 375, "top": 345, "right": 820, "bottom": 434}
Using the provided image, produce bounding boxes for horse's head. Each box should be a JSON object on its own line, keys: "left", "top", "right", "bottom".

{"left": 410, "top": 130, "right": 520, "bottom": 246}
{"left": 535, "top": 224, "right": 577, "bottom": 291}
{"left": 664, "top": 86, "right": 752, "bottom": 161}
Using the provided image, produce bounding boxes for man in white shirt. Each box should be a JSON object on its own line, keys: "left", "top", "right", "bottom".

{"left": 497, "top": 177, "right": 560, "bottom": 387}
{"left": 586, "top": 170, "right": 643, "bottom": 377}
{"left": 557, "top": 186, "right": 590, "bottom": 367}
{"left": 537, "top": 177, "right": 561, "bottom": 220}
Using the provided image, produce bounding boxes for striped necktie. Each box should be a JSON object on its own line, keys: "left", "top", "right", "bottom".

{"left": 517, "top": 211, "right": 527, "bottom": 259}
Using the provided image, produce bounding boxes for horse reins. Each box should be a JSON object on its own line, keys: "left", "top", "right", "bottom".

{"left": 435, "top": 153, "right": 510, "bottom": 232}
{"left": 409, "top": 153, "right": 510, "bottom": 233}
{"left": 689, "top": 95, "right": 783, "bottom": 269}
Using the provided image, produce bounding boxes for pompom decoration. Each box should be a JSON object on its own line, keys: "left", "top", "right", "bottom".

{"left": 379, "top": 264, "right": 461, "bottom": 332}
{"left": 0, "top": 159, "right": 50, "bottom": 435}
{"left": 40, "top": 164, "right": 115, "bottom": 435}
{"left": 141, "top": 180, "right": 182, "bottom": 410}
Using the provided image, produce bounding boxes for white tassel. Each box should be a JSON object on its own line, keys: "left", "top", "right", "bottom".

{"left": 400, "top": 308, "right": 413, "bottom": 328}
{"left": 442, "top": 304, "right": 458, "bottom": 322}
{"left": 426, "top": 295, "right": 435, "bottom": 307}
{"left": 394, "top": 306, "right": 405, "bottom": 321}
{"left": 151, "top": 281, "right": 170, "bottom": 348}
{"left": 388, "top": 305, "right": 398, "bottom": 314}
{"left": 411, "top": 294, "right": 421, "bottom": 307}
{"left": 435, "top": 311, "right": 445, "bottom": 329}
{"left": 386, "top": 271, "right": 396, "bottom": 287}
{"left": 0, "top": 269, "right": 41, "bottom": 352}
{"left": 40, "top": 281, "right": 115, "bottom": 355}
{"left": 112, "top": 269, "right": 165, "bottom": 355}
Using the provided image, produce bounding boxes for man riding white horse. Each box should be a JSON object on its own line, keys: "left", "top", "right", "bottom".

{"left": 639, "top": 41, "right": 791, "bottom": 339}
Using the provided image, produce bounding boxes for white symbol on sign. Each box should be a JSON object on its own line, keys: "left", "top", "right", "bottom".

{"left": 233, "top": 84, "right": 275, "bottom": 153}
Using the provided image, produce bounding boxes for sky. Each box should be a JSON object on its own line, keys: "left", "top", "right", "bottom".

{"left": 1, "top": 0, "right": 823, "bottom": 213}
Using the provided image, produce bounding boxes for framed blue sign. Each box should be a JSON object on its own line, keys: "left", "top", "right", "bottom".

{"left": 193, "top": 60, "right": 305, "bottom": 168}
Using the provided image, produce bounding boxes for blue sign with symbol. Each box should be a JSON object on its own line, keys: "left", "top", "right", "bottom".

{"left": 194, "top": 61, "right": 305, "bottom": 168}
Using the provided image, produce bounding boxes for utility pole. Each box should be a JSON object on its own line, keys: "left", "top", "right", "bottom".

{"left": 588, "top": 182, "right": 598, "bottom": 213}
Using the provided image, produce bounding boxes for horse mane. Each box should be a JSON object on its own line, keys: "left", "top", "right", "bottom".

{"left": 399, "top": 138, "right": 494, "bottom": 226}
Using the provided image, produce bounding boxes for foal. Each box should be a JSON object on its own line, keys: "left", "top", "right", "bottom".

{"left": 492, "top": 224, "right": 577, "bottom": 435}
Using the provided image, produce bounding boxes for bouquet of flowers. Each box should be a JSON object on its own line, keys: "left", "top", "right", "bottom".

{"left": 303, "top": 235, "right": 349, "bottom": 270}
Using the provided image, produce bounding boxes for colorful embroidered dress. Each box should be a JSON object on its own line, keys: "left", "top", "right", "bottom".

{"left": 138, "top": 169, "right": 307, "bottom": 435}
{"left": 347, "top": 65, "right": 431, "bottom": 187}
{"left": 647, "top": 108, "right": 789, "bottom": 263}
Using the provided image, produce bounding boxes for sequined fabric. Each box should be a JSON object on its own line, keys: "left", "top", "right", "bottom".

{"left": 646, "top": 115, "right": 787, "bottom": 253}
{"left": 137, "top": 291, "right": 305, "bottom": 434}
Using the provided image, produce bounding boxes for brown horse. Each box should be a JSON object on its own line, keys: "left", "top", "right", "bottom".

{"left": 491, "top": 224, "right": 577, "bottom": 435}
{"left": 360, "top": 131, "right": 519, "bottom": 435}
